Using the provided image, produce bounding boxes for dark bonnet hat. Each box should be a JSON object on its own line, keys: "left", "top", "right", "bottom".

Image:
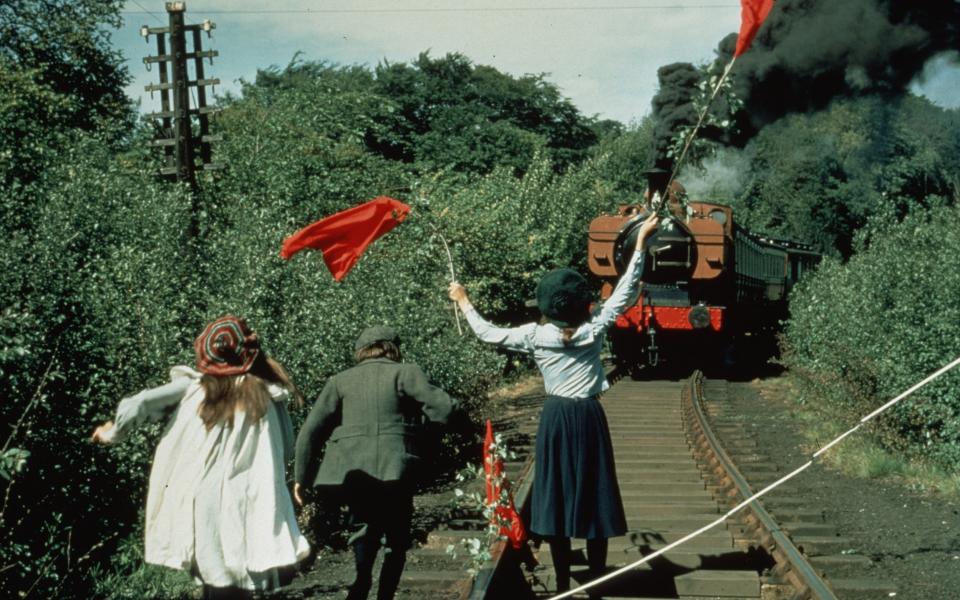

{"left": 354, "top": 325, "right": 401, "bottom": 352}
{"left": 536, "top": 268, "right": 592, "bottom": 328}
{"left": 194, "top": 315, "right": 260, "bottom": 376}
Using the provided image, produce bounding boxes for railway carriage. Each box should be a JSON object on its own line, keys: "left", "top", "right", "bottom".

{"left": 587, "top": 195, "right": 819, "bottom": 369}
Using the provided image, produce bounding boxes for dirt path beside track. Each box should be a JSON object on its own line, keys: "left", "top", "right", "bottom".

{"left": 727, "top": 376, "right": 960, "bottom": 600}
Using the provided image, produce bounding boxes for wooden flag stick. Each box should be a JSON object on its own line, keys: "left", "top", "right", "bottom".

{"left": 426, "top": 220, "right": 464, "bottom": 335}
{"left": 656, "top": 57, "right": 737, "bottom": 214}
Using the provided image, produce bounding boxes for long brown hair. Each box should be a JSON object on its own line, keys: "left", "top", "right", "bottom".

{"left": 198, "top": 354, "right": 302, "bottom": 430}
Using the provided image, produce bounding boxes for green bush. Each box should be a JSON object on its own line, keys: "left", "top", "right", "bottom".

{"left": 784, "top": 203, "right": 960, "bottom": 468}
{"left": 0, "top": 48, "right": 624, "bottom": 597}
{"left": 0, "top": 133, "right": 196, "bottom": 597}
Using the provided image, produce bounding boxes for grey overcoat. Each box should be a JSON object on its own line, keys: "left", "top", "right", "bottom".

{"left": 294, "top": 358, "right": 454, "bottom": 487}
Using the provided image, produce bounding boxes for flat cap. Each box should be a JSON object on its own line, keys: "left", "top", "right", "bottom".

{"left": 354, "top": 325, "right": 401, "bottom": 352}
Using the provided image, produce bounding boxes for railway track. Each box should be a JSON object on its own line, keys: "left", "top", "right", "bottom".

{"left": 699, "top": 377, "right": 899, "bottom": 599}
{"left": 296, "top": 371, "right": 897, "bottom": 599}
{"left": 518, "top": 375, "right": 780, "bottom": 599}
{"left": 471, "top": 373, "right": 890, "bottom": 600}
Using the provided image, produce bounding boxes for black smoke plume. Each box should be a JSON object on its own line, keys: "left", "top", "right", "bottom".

{"left": 650, "top": 0, "right": 960, "bottom": 166}
{"left": 650, "top": 63, "right": 700, "bottom": 168}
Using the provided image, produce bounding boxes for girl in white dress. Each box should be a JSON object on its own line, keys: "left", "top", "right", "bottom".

{"left": 91, "top": 315, "right": 311, "bottom": 599}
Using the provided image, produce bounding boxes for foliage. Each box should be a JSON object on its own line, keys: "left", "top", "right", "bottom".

{"left": 0, "top": 133, "right": 197, "bottom": 598}
{"left": 419, "top": 156, "right": 619, "bottom": 319}
{"left": 0, "top": 43, "right": 620, "bottom": 597}
{"left": 0, "top": 0, "right": 129, "bottom": 126}
{"left": 0, "top": 0, "right": 131, "bottom": 185}
{"left": 371, "top": 52, "right": 599, "bottom": 175}
{"left": 728, "top": 96, "right": 958, "bottom": 258}
{"left": 89, "top": 533, "right": 195, "bottom": 600}
{"left": 783, "top": 202, "right": 960, "bottom": 468}
{"left": 240, "top": 54, "right": 602, "bottom": 179}
{"left": 589, "top": 118, "right": 656, "bottom": 197}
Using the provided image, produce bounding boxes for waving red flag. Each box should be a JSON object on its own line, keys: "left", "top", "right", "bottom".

{"left": 280, "top": 196, "right": 411, "bottom": 281}
{"left": 483, "top": 419, "right": 527, "bottom": 550}
{"left": 734, "top": 0, "right": 775, "bottom": 57}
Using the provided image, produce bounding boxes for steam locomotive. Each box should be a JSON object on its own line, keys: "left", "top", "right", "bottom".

{"left": 588, "top": 186, "right": 820, "bottom": 370}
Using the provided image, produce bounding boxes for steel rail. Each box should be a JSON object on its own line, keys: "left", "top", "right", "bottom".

{"left": 684, "top": 371, "right": 837, "bottom": 600}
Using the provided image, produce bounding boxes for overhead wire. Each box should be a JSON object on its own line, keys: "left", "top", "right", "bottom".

{"left": 121, "top": 4, "right": 740, "bottom": 15}
{"left": 128, "top": 0, "right": 164, "bottom": 23}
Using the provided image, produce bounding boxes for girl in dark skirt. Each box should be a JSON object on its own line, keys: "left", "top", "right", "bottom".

{"left": 448, "top": 213, "right": 658, "bottom": 592}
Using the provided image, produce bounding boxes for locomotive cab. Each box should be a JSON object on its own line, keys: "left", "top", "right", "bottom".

{"left": 586, "top": 192, "right": 818, "bottom": 370}
{"left": 587, "top": 197, "right": 739, "bottom": 369}
{"left": 588, "top": 201, "right": 733, "bottom": 305}
{"left": 613, "top": 212, "right": 698, "bottom": 286}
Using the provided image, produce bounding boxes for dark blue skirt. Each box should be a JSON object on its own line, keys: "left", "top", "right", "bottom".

{"left": 530, "top": 394, "right": 627, "bottom": 539}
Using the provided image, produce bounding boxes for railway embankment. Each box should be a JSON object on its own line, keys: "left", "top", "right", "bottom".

{"left": 703, "top": 376, "right": 960, "bottom": 600}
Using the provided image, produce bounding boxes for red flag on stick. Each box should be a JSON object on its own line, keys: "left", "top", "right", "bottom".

{"left": 280, "top": 196, "right": 411, "bottom": 281}
{"left": 483, "top": 419, "right": 527, "bottom": 550}
{"left": 734, "top": 0, "right": 775, "bottom": 57}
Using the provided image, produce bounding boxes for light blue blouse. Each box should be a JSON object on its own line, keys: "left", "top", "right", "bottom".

{"left": 462, "top": 251, "right": 646, "bottom": 399}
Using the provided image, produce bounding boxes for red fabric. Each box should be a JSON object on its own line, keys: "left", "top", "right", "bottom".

{"left": 734, "top": 0, "right": 775, "bottom": 57}
{"left": 483, "top": 419, "right": 527, "bottom": 550}
{"left": 280, "top": 196, "right": 411, "bottom": 281}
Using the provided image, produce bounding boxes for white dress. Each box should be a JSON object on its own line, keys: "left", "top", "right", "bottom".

{"left": 103, "top": 366, "right": 311, "bottom": 590}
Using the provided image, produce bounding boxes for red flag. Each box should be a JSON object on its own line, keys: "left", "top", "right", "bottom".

{"left": 734, "top": 0, "right": 775, "bottom": 57}
{"left": 280, "top": 196, "right": 411, "bottom": 281}
{"left": 483, "top": 419, "right": 527, "bottom": 550}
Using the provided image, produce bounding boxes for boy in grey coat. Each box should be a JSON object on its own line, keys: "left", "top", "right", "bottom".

{"left": 294, "top": 325, "right": 454, "bottom": 600}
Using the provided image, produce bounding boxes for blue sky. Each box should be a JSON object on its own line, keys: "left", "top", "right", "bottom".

{"left": 114, "top": 1, "right": 960, "bottom": 125}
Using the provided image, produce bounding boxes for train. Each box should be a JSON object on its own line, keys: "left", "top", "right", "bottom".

{"left": 587, "top": 184, "right": 820, "bottom": 370}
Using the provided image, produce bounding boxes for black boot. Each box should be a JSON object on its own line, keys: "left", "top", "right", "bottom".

{"left": 585, "top": 538, "right": 609, "bottom": 599}
{"left": 548, "top": 537, "right": 572, "bottom": 593}
{"left": 376, "top": 547, "right": 407, "bottom": 600}
{"left": 202, "top": 585, "right": 253, "bottom": 600}
{"left": 347, "top": 539, "right": 378, "bottom": 600}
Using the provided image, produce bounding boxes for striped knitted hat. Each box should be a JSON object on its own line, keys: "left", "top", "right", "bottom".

{"left": 194, "top": 315, "right": 260, "bottom": 376}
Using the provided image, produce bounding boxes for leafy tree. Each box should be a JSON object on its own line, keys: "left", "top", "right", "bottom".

{"left": 371, "top": 52, "right": 599, "bottom": 175}
{"left": 0, "top": 0, "right": 131, "bottom": 190}
{"left": 589, "top": 117, "right": 656, "bottom": 197}
{"left": 236, "top": 54, "right": 601, "bottom": 178}
{"left": 0, "top": 0, "right": 130, "bottom": 129}
{"left": 728, "top": 96, "right": 959, "bottom": 257}
{"left": 0, "top": 134, "right": 195, "bottom": 598}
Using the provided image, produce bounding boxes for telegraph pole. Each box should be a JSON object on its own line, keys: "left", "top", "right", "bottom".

{"left": 141, "top": 2, "right": 222, "bottom": 190}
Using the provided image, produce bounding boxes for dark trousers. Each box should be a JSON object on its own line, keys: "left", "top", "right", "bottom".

{"left": 342, "top": 474, "right": 414, "bottom": 600}
{"left": 201, "top": 585, "right": 252, "bottom": 600}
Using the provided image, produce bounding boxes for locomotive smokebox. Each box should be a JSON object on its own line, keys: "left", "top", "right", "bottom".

{"left": 688, "top": 304, "right": 711, "bottom": 329}
{"left": 614, "top": 213, "right": 698, "bottom": 284}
